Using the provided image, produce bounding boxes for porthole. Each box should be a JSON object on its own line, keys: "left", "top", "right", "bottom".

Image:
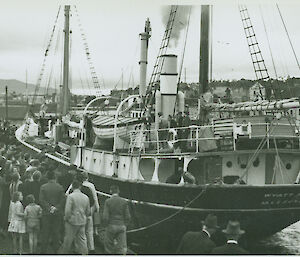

{"left": 286, "top": 163, "right": 292, "bottom": 170}
{"left": 253, "top": 158, "right": 260, "bottom": 167}
{"left": 226, "top": 161, "right": 232, "bottom": 168}
{"left": 123, "top": 163, "right": 126, "bottom": 168}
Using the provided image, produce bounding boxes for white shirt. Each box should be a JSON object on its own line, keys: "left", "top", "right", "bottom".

{"left": 227, "top": 240, "right": 238, "bottom": 244}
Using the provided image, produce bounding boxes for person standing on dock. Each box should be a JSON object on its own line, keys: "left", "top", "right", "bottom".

{"left": 80, "top": 171, "right": 100, "bottom": 253}
{"left": 60, "top": 180, "right": 90, "bottom": 255}
{"left": 103, "top": 185, "right": 131, "bottom": 255}
{"left": 211, "top": 220, "right": 248, "bottom": 254}
{"left": 176, "top": 213, "right": 218, "bottom": 254}
{"left": 39, "top": 170, "right": 65, "bottom": 254}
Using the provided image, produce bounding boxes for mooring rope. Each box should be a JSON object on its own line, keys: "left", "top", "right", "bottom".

{"left": 127, "top": 184, "right": 208, "bottom": 234}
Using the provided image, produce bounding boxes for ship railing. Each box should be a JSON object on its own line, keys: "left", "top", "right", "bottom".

{"left": 129, "top": 121, "right": 300, "bottom": 154}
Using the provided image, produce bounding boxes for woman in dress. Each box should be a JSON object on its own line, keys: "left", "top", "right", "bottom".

{"left": 8, "top": 191, "right": 26, "bottom": 254}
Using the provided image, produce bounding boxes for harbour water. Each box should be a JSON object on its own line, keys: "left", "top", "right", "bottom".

{"left": 249, "top": 221, "right": 300, "bottom": 254}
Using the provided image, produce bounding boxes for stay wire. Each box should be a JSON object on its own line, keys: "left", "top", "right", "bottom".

{"left": 259, "top": 5, "right": 278, "bottom": 79}
{"left": 276, "top": 4, "right": 300, "bottom": 72}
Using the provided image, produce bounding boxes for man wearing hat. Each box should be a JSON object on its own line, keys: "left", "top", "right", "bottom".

{"left": 176, "top": 214, "right": 218, "bottom": 254}
{"left": 211, "top": 220, "right": 248, "bottom": 254}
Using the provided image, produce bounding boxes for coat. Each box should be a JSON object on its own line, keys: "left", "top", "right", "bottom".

{"left": 176, "top": 231, "right": 216, "bottom": 254}
{"left": 211, "top": 242, "right": 249, "bottom": 254}
{"left": 103, "top": 194, "right": 130, "bottom": 226}
{"left": 39, "top": 180, "right": 65, "bottom": 216}
{"left": 65, "top": 189, "right": 91, "bottom": 226}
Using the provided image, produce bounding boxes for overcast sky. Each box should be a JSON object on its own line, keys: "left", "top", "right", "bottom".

{"left": 0, "top": 0, "right": 299, "bottom": 94}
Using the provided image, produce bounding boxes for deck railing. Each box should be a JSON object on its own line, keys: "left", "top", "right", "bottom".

{"left": 129, "top": 121, "right": 300, "bottom": 154}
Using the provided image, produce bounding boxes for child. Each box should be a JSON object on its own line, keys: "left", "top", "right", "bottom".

{"left": 8, "top": 191, "right": 26, "bottom": 254}
{"left": 24, "top": 194, "right": 42, "bottom": 254}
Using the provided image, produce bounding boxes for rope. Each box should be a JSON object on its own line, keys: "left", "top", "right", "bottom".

{"left": 32, "top": 6, "right": 62, "bottom": 106}
{"left": 177, "top": 6, "right": 192, "bottom": 84}
{"left": 259, "top": 5, "right": 278, "bottom": 79}
{"left": 127, "top": 184, "right": 208, "bottom": 234}
{"left": 273, "top": 138, "right": 284, "bottom": 183}
{"left": 273, "top": 136, "right": 293, "bottom": 184}
{"left": 239, "top": 119, "right": 277, "bottom": 182}
{"left": 73, "top": 5, "right": 104, "bottom": 96}
{"left": 276, "top": 4, "right": 300, "bottom": 71}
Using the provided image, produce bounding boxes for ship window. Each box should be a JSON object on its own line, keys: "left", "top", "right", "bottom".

{"left": 93, "top": 159, "right": 96, "bottom": 163}
{"left": 253, "top": 157, "right": 260, "bottom": 167}
{"left": 123, "top": 163, "right": 126, "bottom": 168}
{"left": 226, "top": 161, "right": 232, "bottom": 168}
{"left": 286, "top": 163, "right": 292, "bottom": 170}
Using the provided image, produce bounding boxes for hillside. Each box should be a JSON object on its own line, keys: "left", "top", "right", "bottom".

{"left": 0, "top": 79, "right": 56, "bottom": 95}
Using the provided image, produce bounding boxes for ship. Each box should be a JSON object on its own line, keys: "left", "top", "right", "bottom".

{"left": 15, "top": 4, "right": 300, "bottom": 253}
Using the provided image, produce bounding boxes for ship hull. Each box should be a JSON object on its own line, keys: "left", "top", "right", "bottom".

{"left": 15, "top": 127, "right": 300, "bottom": 253}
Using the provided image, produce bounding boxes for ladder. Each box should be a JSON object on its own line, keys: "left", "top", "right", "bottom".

{"left": 74, "top": 5, "right": 103, "bottom": 97}
{"left": 148, "top": 5, "right": 178, "bottom": 89}
{"left": 239, "top": 5, "right": 270, "bottom": 98}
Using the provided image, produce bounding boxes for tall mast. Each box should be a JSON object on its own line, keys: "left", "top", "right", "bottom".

{"left": 139, "top": 18, "right": 151, "bottom": 97}
{"left": 62, "top": 5, "right": 70, "bottom": 115}
{"left": 199, "top": 5, "right": 210, "bottom": 95}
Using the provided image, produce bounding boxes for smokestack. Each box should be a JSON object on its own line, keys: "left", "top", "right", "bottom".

{"left": 160, "top": 54, "right": 178, "bottom": 119}
{"left": 139, "top": 18, "right": 151, "bottom": 97}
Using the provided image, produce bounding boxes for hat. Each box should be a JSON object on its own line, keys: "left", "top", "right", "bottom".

{"left": 222, "top": 220, "right": 245, "bottom": 235}
{"left": 30, "top": 159, "right": 39, "bottom": 166}
{"left": 81, "top": 171, "right": 89, "bottom": 179}
{"left": 202, "top": 214, "right": 219, "bottom": 229}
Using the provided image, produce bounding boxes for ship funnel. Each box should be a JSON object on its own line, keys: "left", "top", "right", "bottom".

{"left": 160, "top": 54, "right": 178, "bottom": 119}
{"left": 139, "top": 18, "right": 151, "bottom": 97}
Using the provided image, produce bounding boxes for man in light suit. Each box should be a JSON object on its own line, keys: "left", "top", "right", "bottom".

{"left": 60, "top": 180, "right": 91, "bottom": 255}
{"left": 211, "top": 220, "right": 248, "bottom": 254}
{"left": 103, "top": 185, "right": 131, "bottom": 255}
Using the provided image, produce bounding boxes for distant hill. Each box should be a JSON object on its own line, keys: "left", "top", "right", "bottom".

{"left": 0, "top": 79, "right": 56, "bottom": 95}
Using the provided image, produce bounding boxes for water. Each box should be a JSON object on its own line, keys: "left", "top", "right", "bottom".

{"left": 249, "top": 221, "right": 300, "bottom": 254}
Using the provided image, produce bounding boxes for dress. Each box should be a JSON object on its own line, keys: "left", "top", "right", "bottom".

{"left": 24, "top": 203, "right": 42, "bottom": 232}
{"left": 8, "top": 201, "right": 26, "bottom": 233}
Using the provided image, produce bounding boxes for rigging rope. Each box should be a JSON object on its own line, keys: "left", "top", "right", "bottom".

{"left": 177, "top": 6, "right": 192, "bottom": 84}
{"left": 276, "top": 4, "right": 300, "bottom": 71}
{"left": 32, "top": 6, "right": 62, "bottom": 106}
{"left": 73, "top": 5, "right": 104, "bottom": 97}
{"left": 259, "top": 5, "right": 278, "bottom": 79}
{"left": 239, "top": 119, "right": 277, "bottom": 182}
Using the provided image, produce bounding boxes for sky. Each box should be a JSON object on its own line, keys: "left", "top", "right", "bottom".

{"left": 0, "top": 0, "right": 299, "bottom": 94}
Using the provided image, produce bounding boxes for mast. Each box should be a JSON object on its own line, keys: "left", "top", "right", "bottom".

{"left": 199, "top": 5, "right": 210, "bottom": 95}
{"left": 139, "top": 18, "right": 151, "bottom": 97}
{"left": 62, "top": 5, "right": 70, "bottom": 115}
{"left": 5, "top": 86, "right": 8, "bottom": 121}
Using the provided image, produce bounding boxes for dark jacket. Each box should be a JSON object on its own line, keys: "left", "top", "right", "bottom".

{"left": 211, "top": 241, "right": 249, "bottom": 254}
{"left": 103, "top": 194, "right": 130, "bottom": 226}
{"left": 39, "top": 180, "right": 65, "bottom": 216}
{"left": 176, "top": 231, "right": 216, "bottom": 254}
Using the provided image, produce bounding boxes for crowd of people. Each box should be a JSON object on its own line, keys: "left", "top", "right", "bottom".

{"left": 177, "top": 214, "right": 249, "bottom": 254}
{"left": 0, "top": 124, "right": 132, "bottom": 255}
{"left": 157, "top": 111, "right": 191, "bottom": 151}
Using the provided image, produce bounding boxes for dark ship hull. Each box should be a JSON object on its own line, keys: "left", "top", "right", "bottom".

{"left": 17, "top": 139, "right": 300, "bottom": 252}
